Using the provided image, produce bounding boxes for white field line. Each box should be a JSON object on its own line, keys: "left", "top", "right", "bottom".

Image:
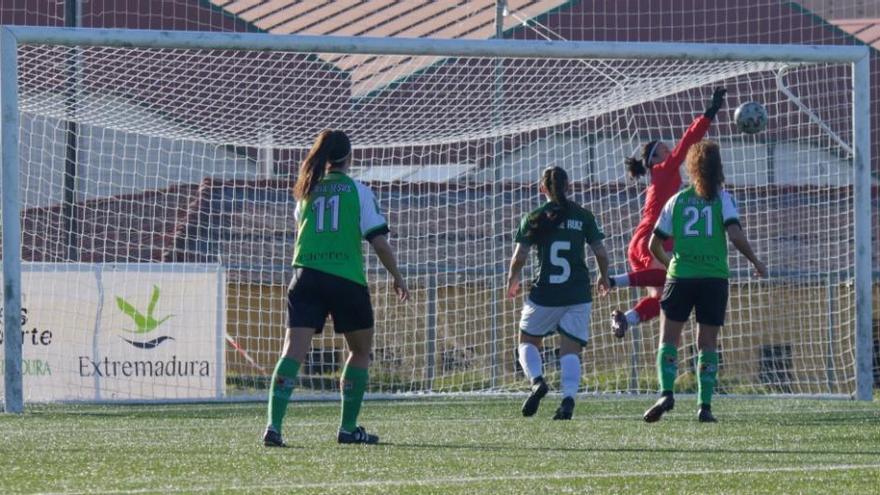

{"left": 3, "top": 407, "right": 878, "bottom": 435}
{"left": 22, "top": 393, "right": 865, "bottom": 414}
{"left": 39, "top": 463, "right": 880, "bottom": 495}
{"left": 5, "top": 410, "right": 880, "bottom": 436}
{"left": 21, "top": 399, "right": 506, "bottom": 415}
{"left": 16, "top": 400, "right": 880, "bottom": 416}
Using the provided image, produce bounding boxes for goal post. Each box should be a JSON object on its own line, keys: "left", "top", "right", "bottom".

{"left": 0, "top": 26, "right": 873, "bottom": 412}
{"left": 1, "top": 26, "right": 24, "bottom": 413}
{"left": 852, "top": 54, "right": 872, "bottom": 403}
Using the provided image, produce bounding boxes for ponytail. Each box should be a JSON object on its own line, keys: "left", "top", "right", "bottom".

{"left": 293, "top": 129, "right": 352, "bottom": 200}
{"left": 625, "top": 157, "right": 647, "bottom": 178}
{"left": 524, "top": 166, "right": 570, "bottom": 243}
{"left": 545, "top": 166, "right": 568, "bottom": 207}
{"left": 625, "top": 140, "right": 661, "bottom": 179}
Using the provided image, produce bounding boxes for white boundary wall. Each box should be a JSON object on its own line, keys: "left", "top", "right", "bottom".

{"left": 0, "top": 263, "right": 225, "bottom": 402}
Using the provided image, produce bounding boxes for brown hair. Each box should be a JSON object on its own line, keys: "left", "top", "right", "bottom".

{"left": 624, "top": 140, "right": 661, "bottom": 179}
{"left": 686, "top": 139, "right": 725, "bottom": 200}
{"left": 524, "top": 166, "right": 570, "bottom": 243}
{"left": 293, "top": 129, "right": 351, "bottom": 200}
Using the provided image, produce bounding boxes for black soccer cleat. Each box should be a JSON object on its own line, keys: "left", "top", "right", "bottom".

{"left": 521, "top": 377, "right": 549, "bottom": 417}
{"left": 697, "top": 404, "right": 717, "bottom": 423}
{"left": 262, "top": 427, "right": 286, "bottom": 447}
{"left": 337, "top": 426, "right": 379, "bottom": 445}
{"left": 552, "top": 396, "right": 575, "bottom": 420}
{"left": 611, "top": 310, "right": 628, "bottom": 339}
{"left": 643, "top": 393, "right": 675, "bottom": 423}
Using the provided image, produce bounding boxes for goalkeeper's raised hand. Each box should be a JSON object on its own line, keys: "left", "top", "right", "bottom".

{"left": 704, "top": 87, "right": 727, "bottom": 119}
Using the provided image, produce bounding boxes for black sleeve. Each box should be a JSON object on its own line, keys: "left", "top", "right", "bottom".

{"left": 653, "top": 228, "right": 671, "bottom": 241}
{"left": 364, "top": 225, "right": 390, "bottom": 242}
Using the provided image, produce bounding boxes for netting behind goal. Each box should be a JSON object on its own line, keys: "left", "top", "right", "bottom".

{"left": 0, "top": 35, "right": 867, "bottom": 404}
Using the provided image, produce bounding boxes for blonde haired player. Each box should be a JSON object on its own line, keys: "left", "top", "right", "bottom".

{"left": 643, "top": 140, "right": 766, "bottom": 423}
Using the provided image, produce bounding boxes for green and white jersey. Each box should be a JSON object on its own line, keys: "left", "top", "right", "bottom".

{"left": 653, "top": 186, "right": 740, "bottom": 279}
{"left": 514, "top": 203, "right": 605, "bottom": 306}
{"left": 293, "top": 171, "right": 389, "bottom": 286}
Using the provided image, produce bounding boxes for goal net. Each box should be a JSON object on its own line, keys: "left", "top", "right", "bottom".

{"left": 0, "top": 29, "right": 872, "bottom": 407}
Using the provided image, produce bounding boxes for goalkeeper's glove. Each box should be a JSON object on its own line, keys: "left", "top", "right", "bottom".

{"left": 704, "top": 87, "right": 727, "bottom": 119}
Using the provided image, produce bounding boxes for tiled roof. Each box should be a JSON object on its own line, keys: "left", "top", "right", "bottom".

{"left": 829, "top": 18, "right": 880, "bottom": 50}
{"left": 210, "top": 0, "right": 568, "bottom": 95}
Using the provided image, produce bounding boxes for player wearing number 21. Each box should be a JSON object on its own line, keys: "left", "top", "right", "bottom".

{"left": 643, "top": 140, "right": 767, "bottom": 424}
{"left": 263, "top": 130, "right": 409, "bottom": 447}
{"left": 506, "top": 167, "right": 611, "bottom": 420}
{"left": 609, "top": 88, "right": 728, "bottom": 340}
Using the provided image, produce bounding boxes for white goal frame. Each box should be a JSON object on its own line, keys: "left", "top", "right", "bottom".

{"left": 0, "top": 26, "right": 872, "bottom": 412}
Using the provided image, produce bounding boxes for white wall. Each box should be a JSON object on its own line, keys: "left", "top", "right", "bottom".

{"left": 494, "top": 135, "right": 593, "bottom": 183}
{"left": 18, "top": 112, "right": 261, "bottom": 209}
{"left": 16, "top": 106, "right": 865, "bottom": 208}
{"left": 492, "top": 135, "right": 860, "bottom": 186}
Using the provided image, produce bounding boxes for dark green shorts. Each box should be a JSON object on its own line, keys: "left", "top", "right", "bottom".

{"left": 287, "top": 267, "right": 374, "bottom": 333}
{"left": 660, "top": 277, "right": 729, "bottom": 326}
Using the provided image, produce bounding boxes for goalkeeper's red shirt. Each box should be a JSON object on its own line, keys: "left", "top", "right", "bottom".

{"left": 628, "top": 115, "right": 711, "bottom": 268}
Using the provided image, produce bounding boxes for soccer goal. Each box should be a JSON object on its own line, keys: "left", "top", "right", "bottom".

{"left": 0, "top": 27, "right": 872, "bottom": 412}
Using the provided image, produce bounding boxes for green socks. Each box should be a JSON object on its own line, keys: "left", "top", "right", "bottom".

{"left": 698, "top": 351, "right": 719, "bottom": 406}
{"left": 267, "top": 357, "right": 301, "bottom": 433}
{"left": 266, "top": 359, "right": 371, "bottom": 435}
{"left": 340, "top": 364, "right": 369, "bottom": 433}
{"left": 657, "top": 343, "right": 678, "bottom": 393}
{"left": 267, "top": 358, "right": 369, "bottom": 435}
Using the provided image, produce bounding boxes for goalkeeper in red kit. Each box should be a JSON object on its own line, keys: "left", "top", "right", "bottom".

{"left": 609, "top": 88, "right": 726, "bottom": 338}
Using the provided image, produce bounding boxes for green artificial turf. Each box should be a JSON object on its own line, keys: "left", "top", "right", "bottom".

{"left": 2, "top": 397, "right": 879, "bottom": 494}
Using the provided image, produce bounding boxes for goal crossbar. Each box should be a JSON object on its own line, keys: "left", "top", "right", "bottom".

{"left": 0, "top": 26, "right": 872, "bottom": 412}
{"left": 0, "top": 26, "right": 871, "bottom": 63}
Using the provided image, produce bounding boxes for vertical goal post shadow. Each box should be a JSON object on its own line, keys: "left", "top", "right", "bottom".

{"left": 0, "top": 26, "right": 872, "bottom": 412}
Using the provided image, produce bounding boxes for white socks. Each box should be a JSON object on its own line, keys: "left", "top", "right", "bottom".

{"left": 559, "top": 353, "right": 581, "bottom": 399}
{"left": 612, "top": 273, "right": 630, "bottom": 288}
{"left": 518, "top": 343, "right": 543, "bottom": 382}
{"left": 520, "top": 344, "right": 581, "bottom": 398}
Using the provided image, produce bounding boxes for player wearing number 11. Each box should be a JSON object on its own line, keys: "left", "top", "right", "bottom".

{"left": 262, "top": 130, "right": 409, "bottom": 447}
{"left": 507, "top": 167, "right": 610, "bottom": 420}
{"left": 643, "top": 140, "right": 766, "bottom": 423}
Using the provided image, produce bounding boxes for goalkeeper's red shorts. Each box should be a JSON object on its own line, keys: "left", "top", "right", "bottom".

{"left": 627, "top": 234, "right": 655, "bottom": 271}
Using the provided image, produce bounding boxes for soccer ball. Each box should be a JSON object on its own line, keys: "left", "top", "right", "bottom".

{"left": 734, "top": 101, "right": 768, "bottom": 134}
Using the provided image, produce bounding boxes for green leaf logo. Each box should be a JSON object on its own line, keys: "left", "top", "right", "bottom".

{"left": 115, "top": 285, "right": 174, "bottom": 335}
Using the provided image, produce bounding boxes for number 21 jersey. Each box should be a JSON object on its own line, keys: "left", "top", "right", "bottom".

{"left": 653, "top": 186, "right": 740, "bottom": 279}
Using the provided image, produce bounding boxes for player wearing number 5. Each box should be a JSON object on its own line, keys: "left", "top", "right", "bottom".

{"left": 263, "top": 130, "right": 409, "bottom": 447}
{"left": 507, "top": 167, "right": 610, "bottom": 420}
{"left": 643, "top": 140, "right": 766, "bottom": 423}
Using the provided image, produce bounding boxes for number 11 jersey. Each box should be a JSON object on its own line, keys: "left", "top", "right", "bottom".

{"left": 293, "top": 171, "right": 389, "bottom": 286}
